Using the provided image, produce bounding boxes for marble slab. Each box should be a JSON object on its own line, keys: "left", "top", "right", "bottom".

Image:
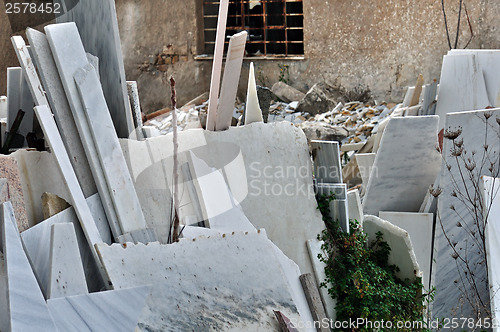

{"left": 57, "top": 0, "right": 134, "bottom": 138}
{"left": 22, "top": 194, "right": 109, "bottom": 296}
{"left": 306, "top": 239, "right": 336, "bottom": 320}
{"left": 45, "top": 23, "right": 121, "bottom": 239}
{"left": 244, "top": 62, "right": 264, "bottom": 125}
{"left": 117, "top": 228, "right": 158, "bottom": 245}
{"left": 364, "top": 215, "right": 421, "bottom": 282}
{"left": 179, "top": 225, "right": 220, "bottom": 239}
{"left": 449, "top": 49, "right": 500, "bottom": 107}
{"left": 355, "top": 153, "right": 375, "bottom": 194}
{"left": 0, "top": 253, "right": 8, "bottom": 332}
{"left": 206, "top": 0, "right": 230, "bottom": 131}
{"left": 96, "top": 231, "right": 305, "bottom": 331}
{"left": 34, "top": 105, "right": 106, "bottom": 285}
{"left": 74, "top": 63, "right": 149, "bottom": 237}
{"left": 7, "top": 66, "right": 34, "bottom": 147}
{"left": 11, "top": 36, "right": 48, "bottom": 107}
{"left": 47, "top": 286, "right": 150, "bottom": 332}
{"left": 48, "top": 223, "right": 88, "bottom": 299}
{"left": 120, "top": 122, "right": 325, "bottom": 275}
{"left": 379, "top": 211, "right": 433, "bottom": 288}
{"left": 0, "top": 96, "right": 7, "bottom": 118}
{"left": 127, "top": 81, "right": 145, "bottom": 140}
{"left": 420, "top": 81, "right": 438, "bottom": 116}
{"left": 180, "top": 162, "right": 205, "bottom": 225}
{"left": 363, "top": 116, "right": 441, "bottom": 216}
{"left": 215, "top": 31, "right": 247, "bottom": 131}
{"left": 481, "top": 176, "right": 500, "bottom": 330}
{"left": 310, "top": 140, "right": 342, "bottom": 184}
{"left": 432, "top": 108, "right": 500, "bottom": 320}
{"left": 187, "top": 150, "right": 255, "bottom": 233}
{"left": 316, "top": 183, "right": 349, "bottom": 233}
{"left": 435, "top": 53, "right": 491, "bottom": 129}
{"left": 1, "top": 202, "right": 57, "bottom": 331}
{"left": 347, "top": 189, "right": 363, "bottom": 225}
{"left": 26, "top": 28, "right": 97, "bottom": 198}
{"left": 0, "top": 155, "right": 29, "bottom": 231}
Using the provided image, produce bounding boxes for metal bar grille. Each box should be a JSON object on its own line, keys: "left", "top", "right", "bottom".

{"left": 203, "top": 0, "right": 304, "bottom": 56}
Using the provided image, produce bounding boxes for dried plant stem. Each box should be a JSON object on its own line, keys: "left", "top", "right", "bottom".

{"left": 170, "top": 76, "right": 180, "bottom": 242}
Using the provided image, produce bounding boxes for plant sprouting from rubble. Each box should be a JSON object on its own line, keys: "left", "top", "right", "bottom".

{"left": 339, "top": 85, "right": 372, "bottom": 104}
{"left": 278, "top": 64, "right": 290, "bottom": 85}
{"left": 441, "top": 0, "right": 474, "bottom": 49}
{"left": 433, "top": 112, "right": 500, "bottom": 320}
{"left": 316, "top": 193, "right": 430, "bottom": 331}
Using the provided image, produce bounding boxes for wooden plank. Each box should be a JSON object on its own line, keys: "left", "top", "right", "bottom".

{"left": 299, "top": 273, "right": 330, "bottom": 332}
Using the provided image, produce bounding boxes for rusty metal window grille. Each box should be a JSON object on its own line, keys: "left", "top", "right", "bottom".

{"left": 203, "top": 0, "right": 304, "bottom": 57}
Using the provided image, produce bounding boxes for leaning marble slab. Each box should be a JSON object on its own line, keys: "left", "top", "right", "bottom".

{"left": 187, "top": 150, "right": 255, "bottom": 233}
{"left": 434, "top": 53, "right": 490, "bottom": 129}
{"left": 355, "top": 153, "right": 375, "bottom": 194}
{"left": 126, "top": 81, "right": 145, "bottom": 140}
{"left": 317, "top": 183, "right": 349, "bottom": 233}
{"left": 363, "top": 215, "right": 421, "bottom": 282}
{"left": 1, "top": 202, "right": 57, "bottom": 331}
{"left": 34, "top": 105, "right": 107, "bottom": 287}
{"left": 347, "top": 189, "right": 363, "bottom": 225}
{"left": 47, "top": 286, "right": 150, "bottom": 332}
{"left": 26, "top": 28, "right": 97, "bottom": 198}
{"left": 57, "top": 0, "right": 134, "bottom": 138}
{"left": 0, "top": 252, "right": 8, "bottom": 332}
{"left": 379, "top": 211, "right": 433, "bottom": 289}
{"left": 215, "top": 31, "right": 247, "bottom": 131}
{"left": 481, "top": 176, "right": 500, "bottom": 331}
{"left": 363, "top": 116, "right": 441, "bottom": 216}
{"left": 74, "top": 63, "right": 150, "bottom": 238}
{"left": 7, "top": 67, "right": 34, "bottom": 147}
{"left": 117, "top": 228, "right": 158, "bottom": 245}
{"left": 48, "top": 223, "right": 88, "bottom": 299}
{"left": 96, "top": 231, "right": 306, "bottom": 331}
{"left": 21, "top": 192, "right": 110, "bottom": 295}
{"left": 310, "top": 140, "right": 342, "bottom": 184}
{"left": 45, "top": 22, "right": 121, "bottom": 240}
{"left": 432, "top": 108, "right": 500, "bottom": 320}
{"left": 306, "top": 239, "right": 336, "bottom": 321}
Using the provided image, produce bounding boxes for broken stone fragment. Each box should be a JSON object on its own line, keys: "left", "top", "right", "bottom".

{"left": 42, "top": 192, "right": 71, "bottom": 219}
{"left": 271, "top": 81, "right": 305, "bottom": 103}
{"left": 256, "top": 85, "right": 276, "bottom": 123}
{"left": 296, "top": 82, "right": 343, "bottom": 116}
{"left": 299, "top": 121, "right": 348, "bottom": 142}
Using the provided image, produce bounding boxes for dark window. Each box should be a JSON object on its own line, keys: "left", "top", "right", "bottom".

{"left": 203, "top": 0, "right": 304, "bottom": 56}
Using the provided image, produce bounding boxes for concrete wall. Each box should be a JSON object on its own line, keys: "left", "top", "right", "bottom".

{"left": 1, "top": 0, "right": 500, "bottom": 114}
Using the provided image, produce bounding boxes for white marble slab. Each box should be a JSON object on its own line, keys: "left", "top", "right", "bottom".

{"left": 0, "top": 96, "right": 7, "bottom": 118}
{"left": 206, "top": 0, "right": 230, "bottom": 131}
{"left": 0, "top": 253, "right": 8, "bottom": 332}
{"left": 96, "top": 231, "right": 305, "bottom": 331}
{"left": 74, "top": 63, "right": 149, "bottom": 237}
{"left": 179, "top": 225, "right": 220, "bottom": 239}
{"left": 432, "top": 108, "right": 500, "bottom": 319}
{"left": 126, "top": 81, "right": 145, "bottom": 140}
{"left": 34, "top": 105, "right": 106, "bottom": 286}
{"left": 449, "top": 49, "right": 500, "bottom": 107}
{"left": 187, "top": 150, "right": 255, "bottom": 233}
{"left": 215, "top": 31, "right": 247, "bottom": 131}
{"left": 347, "top": 189, "right": 363, "bottom": 225}
{"left": 364, "top": 215, "right": 421, "bottom": 282}
{"left": 310, "top": 140, "right": 342, "bottom": 184}
{"left": 435, "top": 53, "right": 491, "bottom": 129}
{"left": 1, "top": 202, "right": 57, "bottom": 331}
{"left": 306, "top": 239, "right": 336, "bottom": 320}
{"left": 26, "top": 28, "right": 97, "bottom": 198}
{"left": 57, "top": 0, "right": 134, "bottom": 138}
{"left": 120, "top": 122, "right": 325, "bottom": 275}
{"left": 22, "top": 192, "right": 110, "bottom": 295}
{"left": 363, "top": 116, "right": 441, "bottom": 216}
{"left": 355, "top": 153, "right": 375, "bottom": 194}
{"left": 244, "top": 62, "right": 264, "bottom": 125}
{"left": 316, "top": 183, "right": 349, "bottom": 233}
{"left": 7, "top": 66, "right": 34, "bottom": 147}
{"left": 47, "top": 286, "right": 150, "bottom": 332}
{"left": 379, "top": 211, "right": 433, "bottom": 288}
{"left": 48, "top": 223, "right": 88, "bottom": 299}
{"left": 420, "top": 81, "right": 438, "bottom": 116}
{"left": 480, "top": 176, "right": 500, "bottom": 331}
{"left": 45, "top": 22, "right": 121, "bottom": 239}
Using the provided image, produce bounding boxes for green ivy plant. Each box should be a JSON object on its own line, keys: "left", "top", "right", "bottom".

{"left": 317, "top": 193, "right": 431, "bottom": 331}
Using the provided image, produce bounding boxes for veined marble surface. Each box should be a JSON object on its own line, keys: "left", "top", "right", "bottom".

{"left": 310, "top": 140, "right": 342, "bottom": 184}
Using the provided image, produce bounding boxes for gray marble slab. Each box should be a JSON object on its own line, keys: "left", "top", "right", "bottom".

{"left": 126, "top": 81, "right": 145, "bottom": 141}
{"left": 34, "top": 105, "right": 107, "bottom": 286}
{"left": 47, "top": 286, "right": 150, "bottom": 332}
{"left": 57, "top": 0, "right": 134, "bottom": 139}
{"left": 363, "top": 116, "right": 441, "bottom": 216}
{"left": 420, "top": 81, "right": 437, "bottom": 116}
{"left": 21, "top": 193, "right": 110, "bottom": 295}
{"left": 435, "top": 54, "right": 491, "bottom": 129}
{"left": 26, "top": 28, "right": 97, "bottom": 198}
{"left": 317, "top": 183, "right": 349, "bottom": 233}
{"left": 44, "top": 22, "right": 121, "bottom": 239}
{"left": 7, "top": 66, "right": 34, "bottom": 146}
{"left": 310, "top": 140, "right": 342, "bottom": 184}
{"left": 215, "top": 31, "right": 247, "bottom": 131}
{"left": 96, "top": 231, "right": 302, "bottom": 331}
{"left": 48, "top": 223, "right": 88, "bottom": 299}
{"left": 0, "top": 253, "right": 8, "bottom": 332}
{"left": 1, "top": 202, "right": 57, "bottom": 331}
{"left": 347, "top": 189, "right": 363, "bottom": 224}
{"left": 432, "top": 108, "right": 500, "bottom": 320}
{"left": 74, "top": 64, "right": 150, "bottom": 237}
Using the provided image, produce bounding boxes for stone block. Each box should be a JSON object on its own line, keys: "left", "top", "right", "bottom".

{"left": 272, "top": 81, "right": 305, "bottom": 103}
